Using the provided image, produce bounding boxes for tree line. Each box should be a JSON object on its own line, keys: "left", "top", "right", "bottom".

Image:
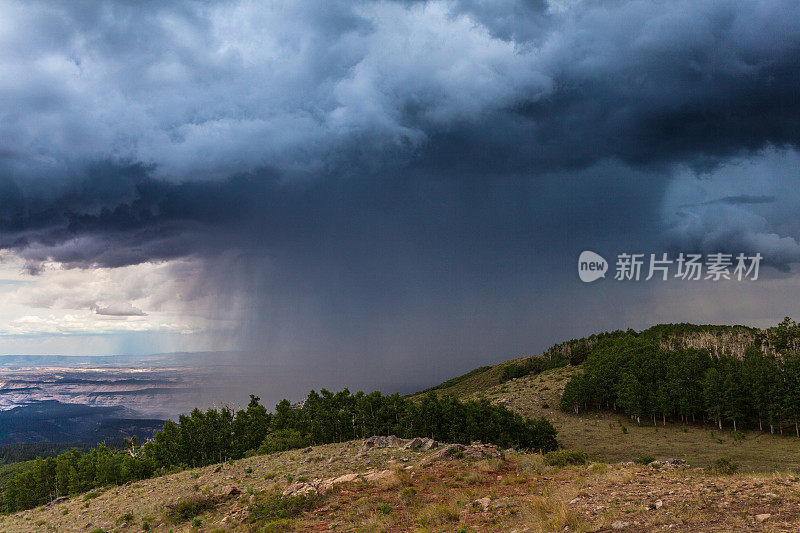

{"left": 559, "top": 319, "right": 800, "bottom": 436}
{"left": 3, "top": 390, "right": 557, "bottom": 513}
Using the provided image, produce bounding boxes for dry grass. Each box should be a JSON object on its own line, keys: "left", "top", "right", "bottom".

{"left": 515, "top": 490, "right": 589, "bottom": 533}
{"left": 414, "top": 500, "right": 461, "bottom": 528}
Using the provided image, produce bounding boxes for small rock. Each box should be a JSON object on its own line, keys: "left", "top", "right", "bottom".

{"left": 655, "top": 500, "right": 663, "bottom": 509}
{"left": 300, "top": 446, "right": 313, "bottom": 453}
{"left": 364, "top": 469, "right": 394, "bottom": 483}
{"left": 755, "top": 514, "right": 771, "bottom": 523}
{"left": 217, "top": 485, "right": 241, "bottom": 497}
{"left": 472, "top": 497, "right": 491, "bottom": 512}
{"left": 611, "top": 520, "right": 630, "bottom": 530}
{"left": 282, "top": 482, "right": 322, "bottom": 496}
{"left": 333, "top": 473, "right": 360, "bottom": 484}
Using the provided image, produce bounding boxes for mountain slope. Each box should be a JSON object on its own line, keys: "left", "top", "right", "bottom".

{"left": 3, "top": 439, "right": 800, "bottom": 532}
{"left": 466, "top": 365, "right": 800, "bottom": 472}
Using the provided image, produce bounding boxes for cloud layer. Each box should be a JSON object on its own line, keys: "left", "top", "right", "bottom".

{"left": 1, "top": 0, "right": 799, "bottom": 390}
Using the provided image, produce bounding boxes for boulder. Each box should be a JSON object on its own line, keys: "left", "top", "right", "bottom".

{"left": 363, "top": 435, "right": 406, "bottom": 449}
{"left": 282, "top": 482, "right": 324, "bottom": 496}
{"left": 463, "top": 444, "right": 504, "bottom": 460}
{"left": 403, "top": 437, "right": 439, "bottom": 451}
{"left": 332, "top": 473, "right": 360, "bottom": 484}
{"left": 649, "top": 458, "right": 687, "bottom": 469}
{"left": 428, "top": 444, "right": 465, "bottom": 461}
{"left": 363, "top": 469, "right": 394, "bottom": 483}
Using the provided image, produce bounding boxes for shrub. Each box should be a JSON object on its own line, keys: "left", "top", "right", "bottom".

{"left": 258, "top": 430, "right": 312, "bottom": 455}
{"left": 249, "top": 492, "right": 319, "bottom": 525}
{"left": 165, "top": 495, "right": 217, "bottom": 522}
{"left": 501, "top": 358, "right": 547, "bottom": 383}
{"left": 400, "top": 487, "right": 417, "bottom": 505}
{"left": 415, "top": 501, "right": 460, "bottom": 527}
{"left": 633, "top": 455, "right": 655, "bottom": 465}
{"left": 712, "top": 457, "right": 738, "bottom": 475}
{"left": 543, "top": 450, "right": 588, "bottom": 467}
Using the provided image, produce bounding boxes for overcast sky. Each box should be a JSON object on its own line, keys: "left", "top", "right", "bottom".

{"left": 1, "top": 0, "right": 799, "bottom": 394}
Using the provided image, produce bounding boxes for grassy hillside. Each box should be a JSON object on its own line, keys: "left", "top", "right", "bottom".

{"left": 467, "top": 365, "right": 800, "bottom": 473}
{"left": 411, "top": 320, "right": 800, "bottom": 473}
{"left": 4, "top": 438, "right": 800, "bottom": 532}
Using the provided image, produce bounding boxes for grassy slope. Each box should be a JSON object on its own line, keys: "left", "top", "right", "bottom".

{"left": 4, "top": 440, "right": 800, "bottom": 532}
{"left": 465, "top": 365, "right": 800, "bottom": 473}
{"left": 410, "top": 350, "right": 800, "bottom": 472}
{"left": 411, "top": 356, "right": 532, "bottom": 399}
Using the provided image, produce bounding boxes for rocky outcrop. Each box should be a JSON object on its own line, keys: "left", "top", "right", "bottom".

{"left": 649, "top": 458, "right": 687, "bottom": 470}
{"left": 362, "top": 435, "right": 406, "bottom": 449}
{"left": 403, "top": 437, "right": 438, "bottom": 451}
{"left": 282, "top": 468, "right": 397, "bottom": 496}
{"left": 427, "top": 442, "right": 504, "bottom": 462}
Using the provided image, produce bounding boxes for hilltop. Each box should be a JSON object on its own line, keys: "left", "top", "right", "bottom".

{"left": 416, "top": 320, "right": 800, "bottom": 472}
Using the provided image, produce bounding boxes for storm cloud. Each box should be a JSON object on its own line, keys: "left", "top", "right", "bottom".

{"left": 1, "top": 0, "right": 799, "bottom": 395}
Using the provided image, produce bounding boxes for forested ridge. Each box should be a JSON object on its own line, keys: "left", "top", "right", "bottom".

{"left": 559, "top": 318, "right": 800, "bottom": 435}
{"left": 2, "top": 390, "right": 556, "bottom": 513}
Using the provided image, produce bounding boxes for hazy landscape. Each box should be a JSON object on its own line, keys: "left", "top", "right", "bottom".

{"left": 5, "top": 321, "right": 800, "bottom": 530}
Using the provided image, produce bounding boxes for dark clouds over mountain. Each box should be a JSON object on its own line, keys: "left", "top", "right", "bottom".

{"left": 1, "top": 1, "right": 799, "bottom": 385}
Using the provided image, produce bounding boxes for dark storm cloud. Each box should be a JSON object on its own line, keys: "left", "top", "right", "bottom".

{"left": 1, "top": 0, "right": 798, "bottom": 269}
{"left": 1, "top": 0, "right": 800, "bottom": 390}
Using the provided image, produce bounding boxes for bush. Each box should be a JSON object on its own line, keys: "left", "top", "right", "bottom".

{"left": 166, "top": 495, "right": 217, "bottom": 522}
{"left": 501, "top": 358, "right": 546, "bottom": 383}
{"left": 633, "top": 455, "right": 655, "bottom": 465}
{"left": 712, "top": 457, "right": 738, "bottom": 475}
{"left": 257, "top": 430, "right": 312, "bottom": 455}
{"left": 249, "top": 492, "right": 319, "bottom": 525}
{"left": 543, "top": 450, "right": 588, "bottom": 467}
{"left": 400, "top": 487, "right": 417, "bottom": 505}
